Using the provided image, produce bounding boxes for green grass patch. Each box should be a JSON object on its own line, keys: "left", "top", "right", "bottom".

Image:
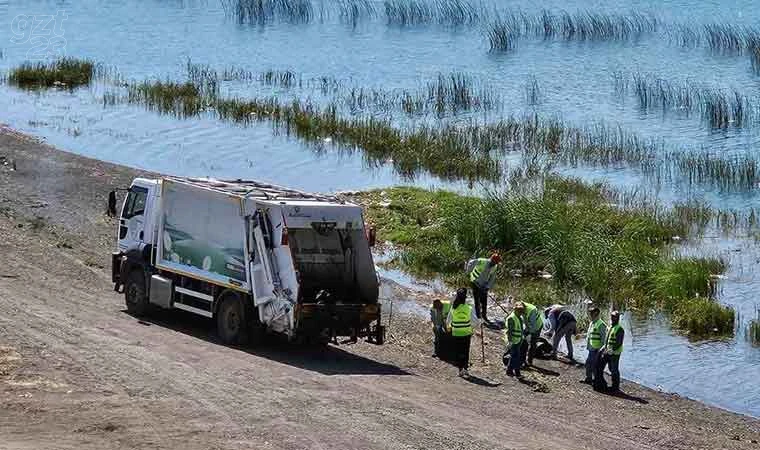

{"left": 671, "top": 297, "right": 735, "bottom": 336}
{"left": 358, "top": 177, "right": 730, "bottom": 335}
{"left": 8, "top": 58, "right": 95, "bottom": 89}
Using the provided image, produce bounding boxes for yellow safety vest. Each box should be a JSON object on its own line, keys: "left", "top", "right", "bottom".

{"left": 505, "top": 312, "right": 523, "bottom": 345}
{"left": 469, "top": 258, "right": 498, "bottom": 285}
{"left": 587, "top": 319, "right": 605, "bottom": 350}
{"left": 523, "top": 302, "right": 544, "bottom": 332}
{"left": 606, "top": 324, "right": 624, "bottom": 355}
{"left": 451, "top": 304, "right": 473, "bottom": 337}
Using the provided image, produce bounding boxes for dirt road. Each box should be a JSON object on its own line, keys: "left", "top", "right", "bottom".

{"left": 1, "top": 127, "right": 758, "bottom": 450}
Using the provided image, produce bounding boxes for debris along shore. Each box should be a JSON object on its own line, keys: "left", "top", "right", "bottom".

{"left": 0, "top": 126, "right": 758, "bottom": 450}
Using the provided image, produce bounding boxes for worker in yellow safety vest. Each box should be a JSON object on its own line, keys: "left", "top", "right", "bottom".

{"left": 581, "top": 306, "right": 607, "bottom": 388}
{"left": 597, "top": 311, "right": 625, "bottom": 393}
{"left": 465, "top": 253, "right": 501, "bottom": 322}
{"left": 503, "top": 302, "right": 525, "bottom": 378}
{"left": 429, "top": 292, "right": 455, "bottom": 358}
{"left": 446, "top": 288, "right": 478, "bottom": 377}
{"left": 520, "top": 301, "right": 545, "bottom": 368}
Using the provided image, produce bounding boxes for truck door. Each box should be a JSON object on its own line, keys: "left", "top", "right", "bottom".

{"left": 118, "top": 185, "right": 149, "bottom": 252}
{"left": 248, "top": 210, "right": 276, "bottom": 306}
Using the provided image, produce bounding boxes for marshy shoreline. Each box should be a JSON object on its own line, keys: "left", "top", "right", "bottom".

{"left": 0, "top": 125, "right": 759, "bottom": 449}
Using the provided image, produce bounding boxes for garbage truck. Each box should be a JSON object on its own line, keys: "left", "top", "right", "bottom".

{"left": 110, "top": 176, "right": 384, "bottom": 345}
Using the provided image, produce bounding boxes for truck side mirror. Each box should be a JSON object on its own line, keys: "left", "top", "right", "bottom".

{"left": 107, "top": 190, "right": 117, "bottom": 217}
{"left": 367, "top": 227, "right": 376, "bottom": 247}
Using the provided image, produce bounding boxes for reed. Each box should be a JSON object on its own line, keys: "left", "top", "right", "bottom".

{"left": 357, "top": 178, "right": 725, "bottom": 326}
{"left": 487, "top": 16, "right": 519, "bottom": 52}
{"left": 621, "top": 73, "right": 755, "bottom": 129}
{"left": 671, "top": 297, "right": 735, "bottom": 336}
{"left": 383, "top": 0, "right": 479, "bottom": 26}
{"left": 222, "top": 0, "right": 314, "bottom": 24}
{"left": 337, "top": 0, "right": 377, "bottom": 26}
{"left": 749, "top": 317, "right": 760, "bottom": 345}
{"left": 526, "top": 76, "right": 540, "bottom": 106}
{"left": 126, "top": 80, "right": 204, "bottom": 118}
{"left": 8, "top": 58, "right": 96, "bottom": 89}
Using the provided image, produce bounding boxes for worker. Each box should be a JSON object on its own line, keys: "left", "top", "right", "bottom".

{"left": 429, "top": 293, "right": 454, "bottom": 358}
{"left": 446, "top": 288, "right": 478, "bottom": 377}
{"left": 521, "top": 301, "right": 544, "bottom": 367}
{"left": 544, "top": 305, "right": 577, "bottom": 361}
{"left": 597, "top": 311, "right": 625, "bottom": 393}
{"left": 465, "top": 253, "right": 501, "bottom": 322}
{"left": 504, "top": 302, "right": 525, "bottom": 377}
{"left": 581, "top": 306, "right": 607, "bottom": 388}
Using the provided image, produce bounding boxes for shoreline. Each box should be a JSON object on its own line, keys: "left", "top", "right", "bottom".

{"left": 1, "top": 125, "right": 758, "bottom": 449}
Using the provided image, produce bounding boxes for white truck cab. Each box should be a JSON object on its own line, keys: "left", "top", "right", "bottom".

{"left": 110, "top": 177, "right": 383, "bottom": 346}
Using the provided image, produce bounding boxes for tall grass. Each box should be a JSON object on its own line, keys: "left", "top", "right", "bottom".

{"left": 671, "top": 297, "right": 735, "bottom": 336}
{"left": 8, "top": 58, "right": 96, "bottom": 89}
{"left": 486, "top": 10, "right": 657, "bottom": 48}
{"left": 222, "top": 0, "right": 314, "bottom": 24}
{"left": 383, "top": 0, "right": 479, "bottom": 26}
{"left": 337, "top": 0, "right": 377, "bottom": 27}
{"left": 357, "top": 179, "right": 730, "bottom": 334}
{"left": 749, "top": 314, "right": 760, "bottom": 345}
{"left": 616, "top": 73, "right": 756, "bottom": 129}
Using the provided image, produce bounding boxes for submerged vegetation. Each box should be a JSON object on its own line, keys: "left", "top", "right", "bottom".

{"left": 7, "top": 58, "right": 96, "bottom": 89}
{"left": 615, "top": 73, "right": 757, "bottom": 129}
{"left": 357, "top": 179, "right": 731, "bottom": 335}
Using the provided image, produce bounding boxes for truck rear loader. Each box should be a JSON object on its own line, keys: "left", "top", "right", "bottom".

{"left": 110, "top": 177, "right": 384, "bottom": 345}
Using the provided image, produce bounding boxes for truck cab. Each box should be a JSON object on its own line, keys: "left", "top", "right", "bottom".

{"left": 111, "top": 177, "right": 384, "bottom": 346}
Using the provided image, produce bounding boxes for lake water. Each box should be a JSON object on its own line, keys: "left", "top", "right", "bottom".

{"left": 0, "top": 0, "right": 759, "bottom": 417}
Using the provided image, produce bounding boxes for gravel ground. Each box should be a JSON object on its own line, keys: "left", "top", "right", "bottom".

{"left": 0, "top": 126, "right": 758, "bottom": 450}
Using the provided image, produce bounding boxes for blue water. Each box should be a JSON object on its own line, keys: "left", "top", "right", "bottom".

{"left": 1, "top": 0, "right": 759, "bottom": 417}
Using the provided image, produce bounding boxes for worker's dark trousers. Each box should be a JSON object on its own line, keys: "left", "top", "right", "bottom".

{"left": 521, "top": 331, "right": 540, "bottom": 366}
{"left": 552, "top": 321, "right": 576, "bottom": 359}
{"left": 506, "top": 342, "right": 522, "bottom": 373}
{"left": 433, "top": 326, "right": 445, "bottom": 356}
{"left": 452, "top": 335, "right": 472, "bottom": 369}
{"left": 585, "top": 348, "right": 600, "bottom": 382}
{"left": 470, "top": 283, "right": 488, "bottom": 321}
{"left": 597, "top": 353, "right": 621, "bottom": 391}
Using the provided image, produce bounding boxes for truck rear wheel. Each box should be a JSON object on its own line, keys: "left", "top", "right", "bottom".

{"left": 124, "top": 270, "right": 149, "bottom": 316}
{"left": 216, "top": 293, "right": 248, "bottom": 345}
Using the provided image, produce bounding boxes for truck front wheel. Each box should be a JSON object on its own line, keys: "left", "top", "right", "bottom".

{"left": 216, "top": 292, "right": 248, "bottom": 345}
{"left": 124, "top": 270, "right": 149, "bottom": 316}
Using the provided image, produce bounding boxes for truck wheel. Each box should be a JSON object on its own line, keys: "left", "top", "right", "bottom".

{"left": 216, "top": 293, "right": 248, "bottom": 345}
{"left": 124, "top": 270, "right": 149, "bottom": 316}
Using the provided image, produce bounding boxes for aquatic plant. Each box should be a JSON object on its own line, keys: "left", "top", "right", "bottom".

{"left": 618, "top": 73, "right": 756, "bottom": 129}
{"left": 7, "top": 58, "right": 96, "bottom": 89}
{"left": 749, "top": 315, "right": 760, "bottom": 345}
{"left": 383, "top": 0, "right": 479, "bottom": 27}
{"left": 222, "top": 0, "right": 314, "bottom": 24}
{"left": 357, "top": 178, "right": 725, "bottom": 325}
{"left": 126, "top": 81, "right": 204, "bottom": 117}
{"left": 671, "top": 297, "right": 735, "bottom": 336}
{"left": 525, "top": 76, "right": 540, "bottom": 106}
{"left": 259, "top": 69, "right": 300, "bottom": 88}
{"left": 337, "top": 0, "right": 377, "bottom": 27}
{"left": 487, "top": 17, "right": 519, "bottom": 52}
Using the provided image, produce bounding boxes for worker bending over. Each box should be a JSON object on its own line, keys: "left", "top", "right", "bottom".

{"left": 596, "top": 311, "right": 624, "bottom": 393}
{"left": 466, "top": 253, "right": 501, "bottom": 322}
{"left": 521, "top": 301, "right": 544, "bottom": 368}
{"left": 581, "top": 306, "right": 607, "bottom": 389}
{"left": 504, "top": 302, "right": 525, "bottom": 378}
{"left": 446, "top": 288, "right": 478, "bottom": 377}
{"left": 429, "top": 296, "right": 452, "bottom": 358}
{"left": 544, "top": 305, "right": 577, "bottom": 361}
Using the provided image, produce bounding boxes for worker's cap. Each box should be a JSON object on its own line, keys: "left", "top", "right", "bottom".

{"left": 513, "top": 301, "right": 525, "bottom": 311}
{"left": 490, "top": 253, "right": 502, "bottom": 264}
{"left": 610, "top": 310, "right": 621, "bottom": 319}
